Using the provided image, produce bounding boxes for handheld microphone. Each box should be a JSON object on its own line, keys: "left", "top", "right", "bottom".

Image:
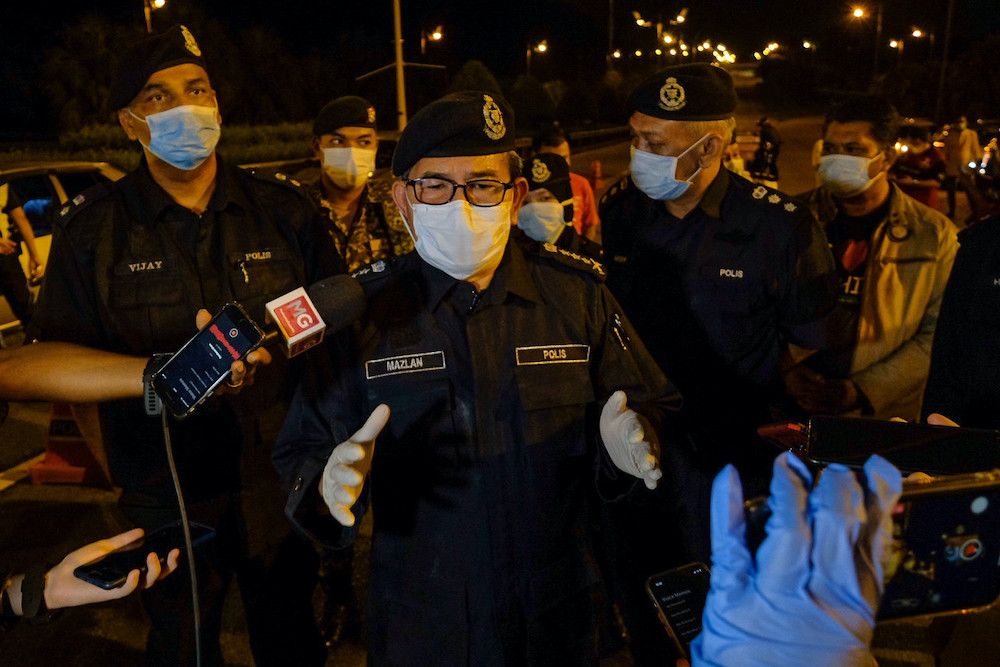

{"left": 264, "top": 274, "right": 366, "bottom": 357}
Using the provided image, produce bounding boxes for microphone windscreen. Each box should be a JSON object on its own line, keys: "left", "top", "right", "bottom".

{"left": 306, "top": 274, "right": 367, "bottom": 333}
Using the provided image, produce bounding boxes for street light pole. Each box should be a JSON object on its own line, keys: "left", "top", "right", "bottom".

{"left": 872, "top": 2, "right": 883, "bottom": 83}
{"left": 392, "top": 0, "right": 407, "bottom": 130}
{"left": 934, "top": 0, "right": 956, "bottom": 123}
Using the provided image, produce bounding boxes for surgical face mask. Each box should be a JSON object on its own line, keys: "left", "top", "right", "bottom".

{"left": 129, "top": 105, "right": 220, "bottom": 170}
{"left": 406, "top": 199, "right": 511, "bottom": 281}
{"left": 518, "top": 201, "right": 566, "bottom": 244}
{"left": 818, "top": 153, "right": 884, "bottom": 198}
{"left": 322, "top": 147, "right": 376, "bottom": 189}
{"left": 629, "top": 134, "right": 709, "bottom": 201}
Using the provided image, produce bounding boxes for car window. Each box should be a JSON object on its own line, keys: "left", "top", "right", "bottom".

{"left": 4, "top": 175, "right": 57, "bottom": 239}
{"left": 57, "top": 171, "right": 107, "bottom": 200}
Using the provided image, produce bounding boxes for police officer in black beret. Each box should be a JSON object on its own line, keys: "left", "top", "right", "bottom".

{"left": 598, "top": 63, "right": 839, "bottom": 664}
{"left": 517, "top": 152, "right": 602, "bottom": 260}
{"left": 30, "top": 25, "right": 330, "bottom": 666}
{"left": 274, "top": 90, "right": 680, "bottom": 665}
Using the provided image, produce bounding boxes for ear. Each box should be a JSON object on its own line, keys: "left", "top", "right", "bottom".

{"left": 118, "top": 108, "right": 139, "bottom": 141}
{"left": 700, "top": 134, "right": 726, "bottom": 168}
{"left": 508, "top": 177, "right": 530, "bottom": 226}
{"left": 311, "top": 136, "right": 323, "bottom": 160}
{"left": 391, "top": 179, "right": 415, "bottom": 238}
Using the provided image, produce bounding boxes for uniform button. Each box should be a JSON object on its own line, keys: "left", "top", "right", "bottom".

{"left": 293, "top": 477, "right": 303, "bottom": 492}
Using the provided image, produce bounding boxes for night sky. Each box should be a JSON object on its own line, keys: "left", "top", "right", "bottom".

{"left": 6, "top": 0, "right": 998, "bottom": 79}
{"left": 1, "top": 0, "right": 998, "bottom": 137}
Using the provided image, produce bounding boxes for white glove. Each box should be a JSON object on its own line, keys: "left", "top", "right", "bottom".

{"left": 599, "top": 390, "right": 662, "bottom": 489}
{"left": 320, "top": 404, "right": 390, "bottom": 526}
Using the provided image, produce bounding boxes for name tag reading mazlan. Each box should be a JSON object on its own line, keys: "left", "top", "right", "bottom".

{"left": 365, "top": 351, "right": 446, "bottom": 379}
{"left": 515, "top": 344, "right": 590, "bottom": 366}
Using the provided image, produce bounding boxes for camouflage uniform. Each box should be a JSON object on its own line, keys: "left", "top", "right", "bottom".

{"left": 308, "top": 173, "right": 413, "bottom": 272}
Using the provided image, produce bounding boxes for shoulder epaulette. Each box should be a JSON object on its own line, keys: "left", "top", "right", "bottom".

{"left": 729, "top": 176, "right": 804, "bottom": 215}
{"left": 350, "top": 255, "right": 406, "bottom": 283}
{"left": 55, "top": 180, "right": 115, "bottom": 225}
{"left": 599, "top": 174, "right": 632, "bottom": 207}
{"left": 244, "top": 168, "right": 305, "bottom": 191}
{"left": 533, "top": 242, "right": 606, "bottom": 280}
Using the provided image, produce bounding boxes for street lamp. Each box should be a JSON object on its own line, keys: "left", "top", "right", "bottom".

{"left": 851, "top": 3, "right": 884, "bottom": 82}
{"left": 143, "top": 0, "right": 166, "bottom": 34}
{"left": 420, "top": 25, "right": 443, "bottom": 56}
{"left": 526, "top": 40, "right": 548, "bottom": 77}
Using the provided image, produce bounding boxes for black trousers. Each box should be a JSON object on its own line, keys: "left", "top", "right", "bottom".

{"left": 0, "top": 251, "right": 31, "bottom": 324}
{"left": 123, "top": 495, "right": 325, "bottom": 667}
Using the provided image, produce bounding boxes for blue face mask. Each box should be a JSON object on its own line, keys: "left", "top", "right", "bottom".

{"left": 518, "top": 201, "right": 568, "bottom": 244}
{"left": 129, "top": 105, "right": 221, "bottom": 170}
{"left": 629, "top": 134, "right": 709, "bottom": 200}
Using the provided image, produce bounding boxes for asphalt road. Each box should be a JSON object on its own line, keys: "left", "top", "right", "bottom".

{"left": 0, "top": 120, "right": 983, "bottom": 665}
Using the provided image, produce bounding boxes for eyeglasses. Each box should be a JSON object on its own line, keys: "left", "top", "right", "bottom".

{"left": 406, "top": 177, "right": 514, "bottom": 207}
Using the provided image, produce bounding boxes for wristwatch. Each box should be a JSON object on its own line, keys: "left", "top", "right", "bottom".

{"left": 143, "top": 353, "right": 173, "bottom": 416}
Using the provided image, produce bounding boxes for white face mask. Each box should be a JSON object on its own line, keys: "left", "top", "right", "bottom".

{"left": 129, "top": 104, "right": 220, "bottom": 170}
{"left": 818, "top": 153, "right": 884, "bottom": 198}
{"left": 406, "top": 199, "right": 511, "bottom": 281}
{"left": 518, "top": 201, "right": 567, "bottom": 244}
{"left": 629, "top": 134, "right": 709, "bottom": 201}
{"left": 322, "top": 147, "right": 376, "bottom": 189}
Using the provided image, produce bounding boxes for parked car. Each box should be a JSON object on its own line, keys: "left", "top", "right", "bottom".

{"left": 0, "top": 161, "right": 125, "bottom": 338}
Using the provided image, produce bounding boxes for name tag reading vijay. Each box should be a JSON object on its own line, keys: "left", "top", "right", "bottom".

{"left": 365, "top": 351, "right": 446, "bottom": 379}
{"left": 515, "top": 344, "right": 590, "bottom": 366}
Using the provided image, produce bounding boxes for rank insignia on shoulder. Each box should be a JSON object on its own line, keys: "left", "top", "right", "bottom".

{"left": 752, "top": 186, "right": 768, "bottom": 199}
{"left": 610, "top": 313, "right": 631, "bottom": 351}
{"left": 351, "top": 259, "right": 392, "bottom": 281}
{"left": 784, "top": 202, "right": 797, "bottom": 212}
{"left": 767, "top": 194, "right": 781, "bottom": 204}
{"left": 540, "top": 242, "right": 606, "bottom": 278}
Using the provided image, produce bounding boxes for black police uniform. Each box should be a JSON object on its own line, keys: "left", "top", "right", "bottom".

{"left": 923, "top": 213, "right": 1000, "bottom": 428}
{"left": 30, "top": 157, "right": 329, "bottom": 666}
{"left": 599, "top": 168, "right": 838, "bottom": 664}
{"left": 274, "top": 241, "right": 679, "bottom": 666}
{"left": 0, "top": 187, "right": 33, "bottom": 325}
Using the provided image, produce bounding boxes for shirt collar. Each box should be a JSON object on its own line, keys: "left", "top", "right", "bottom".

{"left": 418, "top": 236, "right": 543, "bottom": 312}
{"left": 126, "top": 155, "right": 248, "bottom": 225}
{"left": 696, "top": 166, "right": 730, "bottom": 219}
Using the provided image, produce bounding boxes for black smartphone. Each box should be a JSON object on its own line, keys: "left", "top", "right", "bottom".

{"left": 744, "top": 469, "right": 1000, "bottom": 621}
{"left": 151, "top": 303, "right": 265, "bottom": 419}
{"left": 645, "top": 561, "right": 711, "bottom": 659}
{"left": 758, "top": 415, "right": 1000, "bottom": 476}
{"left": 73, "top": 521, "right": 216, "bottom": 590}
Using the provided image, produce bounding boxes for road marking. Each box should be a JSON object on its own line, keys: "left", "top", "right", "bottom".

{"left": 0, "top": 453, "right": 45, "bottom": 493}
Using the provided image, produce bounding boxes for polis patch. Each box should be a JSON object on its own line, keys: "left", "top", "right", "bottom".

{"left": 515, "top": 344, "right": 590, "bottom": 366}
{"left": 365, "top": 351, "right": 446, "bottom": 379}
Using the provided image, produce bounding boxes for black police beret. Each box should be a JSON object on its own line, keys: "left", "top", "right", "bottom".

{"left": 109, "top": 25, "right": 207, "bottom": 111}
{"left": 313, "top": 96, "right": 377, "bottom": 136}
{"left": 391, "top": 91, "right": 516, "bottom": 176}
{"left": 525, "top": 153, "right": 572, "bottom": 203}
{"left": 628, "top": 64, "right": 737, "bottom": 122}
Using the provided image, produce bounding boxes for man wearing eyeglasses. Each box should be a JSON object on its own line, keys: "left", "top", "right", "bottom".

{"left": 274, "top": 90, "right": 680, "bottom": 665}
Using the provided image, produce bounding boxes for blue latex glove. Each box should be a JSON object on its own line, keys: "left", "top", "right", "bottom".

{"left": 690, "top": 452, "right": 902, "bottom": 667}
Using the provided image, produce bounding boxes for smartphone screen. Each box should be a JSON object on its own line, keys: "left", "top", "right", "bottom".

{"left": 646, "top": 562, "right": 711, "bottom": 658}
{"left": 151, "top": 303, "right": 264, "bottom": 419}
{"left": 73, "top": 521, "right": 216, "bottom": 590}
{"left": 880, "top": 481, "right": 1000, "bottom": 619}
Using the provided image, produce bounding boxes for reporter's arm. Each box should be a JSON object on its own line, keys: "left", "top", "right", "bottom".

{"left": 0, "top": 343, "right": 145, "bottom": 402}
{"left": 2, "top": 528, "right": 179, "bottom": 625}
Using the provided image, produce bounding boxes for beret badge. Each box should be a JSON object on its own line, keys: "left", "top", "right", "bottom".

{"left": 530, "top": 158, "right": 552, "bottom": 183}
{"left": 180, "top": 25, "right": 202, "bottom": 57}
{"left": 658, "top": 77, "right": 686, "bottom": 112}
{"left": 482, "top": 94, "right": 506, "bottom": 140}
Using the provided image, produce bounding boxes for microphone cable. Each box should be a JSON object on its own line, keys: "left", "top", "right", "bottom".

{"left": 161, "top": 410, "right": 202, "bottom": 667}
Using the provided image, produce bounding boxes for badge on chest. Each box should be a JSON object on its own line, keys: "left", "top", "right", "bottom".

{"left": 365, "top": 351, "right": 447, "bottom": 379}
{"left": 515, "top": 344, "right": 590, "bottom": 365}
